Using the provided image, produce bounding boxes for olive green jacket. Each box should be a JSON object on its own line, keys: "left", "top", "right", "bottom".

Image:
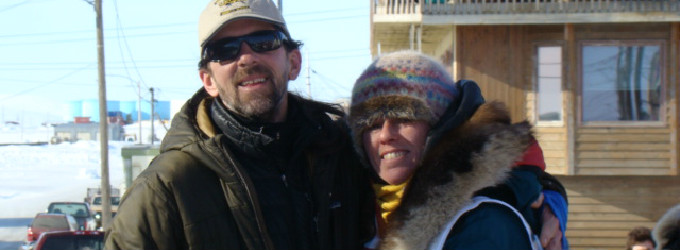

{"left": 105, "top": 89, "right": 372, "bottom": 250}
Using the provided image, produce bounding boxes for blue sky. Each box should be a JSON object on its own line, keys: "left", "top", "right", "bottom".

{"left": 0, "top": 0, "right": 371, "bottom": 124}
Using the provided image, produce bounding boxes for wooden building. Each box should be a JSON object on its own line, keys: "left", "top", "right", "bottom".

{"left": 371, "top": 1, "right": 680, "bottom": 249}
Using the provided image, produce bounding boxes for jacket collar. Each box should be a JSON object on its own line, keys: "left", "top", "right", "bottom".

{"left": 162, "top": 88, "right": 343, "bottom": 155}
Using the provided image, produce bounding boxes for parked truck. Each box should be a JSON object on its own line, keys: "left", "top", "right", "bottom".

{"left": 84, "top": 187, "right": 121, "bottom": 230}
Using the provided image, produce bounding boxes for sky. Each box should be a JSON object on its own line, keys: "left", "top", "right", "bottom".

{"left": 0, "top": 0, "right": 372, "bottom": 125}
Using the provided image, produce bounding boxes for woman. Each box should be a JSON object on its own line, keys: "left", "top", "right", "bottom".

{"left": 348, "top": 50, "right": 553, "bottom": 249}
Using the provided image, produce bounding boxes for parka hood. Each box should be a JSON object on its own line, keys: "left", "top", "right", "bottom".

{"left": 160, "top": 88, "right": 215, "bottom": 153}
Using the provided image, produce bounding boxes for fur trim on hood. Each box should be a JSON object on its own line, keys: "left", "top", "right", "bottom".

{"left": 379, "top": 101, "right": 533, "bottom": 250}
{"left": 653, "top": 203, "right": 680, "bottom": 250}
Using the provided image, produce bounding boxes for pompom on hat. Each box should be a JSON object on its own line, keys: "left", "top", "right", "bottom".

{"left": 348, "top": 50, "right": 460, "bottom": 167}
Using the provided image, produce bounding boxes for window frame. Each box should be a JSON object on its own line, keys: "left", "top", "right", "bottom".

{"left": 533, "top": 43, "right": 565, "bottom": 127}
{"left": 577, "top": 39, "right": 666, "bottom": 127}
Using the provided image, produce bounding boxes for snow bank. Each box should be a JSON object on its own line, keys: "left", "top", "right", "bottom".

{"left": 0, "top": 141, "right": 128, "bottom": 218}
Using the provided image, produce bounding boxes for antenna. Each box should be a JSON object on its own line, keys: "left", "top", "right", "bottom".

{"left": 306, "top": 48, "right": 311, "bottom": 99}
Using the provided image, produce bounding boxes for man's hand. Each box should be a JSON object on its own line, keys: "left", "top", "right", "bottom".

{"left": 540, "top": 203, "right": 563, "bottom": 250}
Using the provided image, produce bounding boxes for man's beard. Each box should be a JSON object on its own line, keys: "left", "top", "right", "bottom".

{"left": 219, "top": 64, "right": 288, "bottom": 121}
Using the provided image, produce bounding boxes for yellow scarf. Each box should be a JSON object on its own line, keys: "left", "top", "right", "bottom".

{"left": 373, "top": 179, "right": 410, "bottom": 223}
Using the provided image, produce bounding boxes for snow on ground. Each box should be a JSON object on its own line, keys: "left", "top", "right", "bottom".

{"left": 0, "top": 138, "right": 130, "bottom": 248}
{"left": 0, "top": 140, "right": 127, "bottom": 218}
{"left": 0, "top": 120, "right": 166, "bottom": 248}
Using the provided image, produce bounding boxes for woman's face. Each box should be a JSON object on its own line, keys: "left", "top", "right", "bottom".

{"left": 362, "top": 118, "right": 430, "bottom": 185}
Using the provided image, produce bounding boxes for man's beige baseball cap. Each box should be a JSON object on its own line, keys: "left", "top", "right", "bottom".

{"left": 199, "top": 0, "right": 289, "bottom": 48}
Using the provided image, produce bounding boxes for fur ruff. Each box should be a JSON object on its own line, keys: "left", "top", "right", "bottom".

{"left": 379, "top": 102, "right": 533, "bottom": 250}
{"left": 653, "top": 203, "right": 680, "bottom": 250}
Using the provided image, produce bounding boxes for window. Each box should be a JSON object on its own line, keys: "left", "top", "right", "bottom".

{"left": 581, "top": 41, "right": 663, "bottom": 123}
{"left": 536, "top": 46, "right": 563, "bottom": 122}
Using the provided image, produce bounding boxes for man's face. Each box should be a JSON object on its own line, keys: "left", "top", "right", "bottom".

{"left": 199, "top": 19, "right": 301, "bottom": 122}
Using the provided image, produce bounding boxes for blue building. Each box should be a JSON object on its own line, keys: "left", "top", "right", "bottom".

{"left": 67, "top": 100, "right": 171, "bottom": 123}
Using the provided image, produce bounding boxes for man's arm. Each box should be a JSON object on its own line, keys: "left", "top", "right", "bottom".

{"left": 541, "top": 190, "right": 569, "bottom": 250}
{"left": 105, "top": 176, "right": 184, "bottom": 250}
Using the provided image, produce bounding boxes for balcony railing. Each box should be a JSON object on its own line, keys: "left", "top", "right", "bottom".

{"left": 374, "top": 0, "right": 680, "bottom": 15}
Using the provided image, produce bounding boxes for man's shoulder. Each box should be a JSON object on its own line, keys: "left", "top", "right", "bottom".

{"left": 292, "top": 94, "right": 346, "bottom": 120}
{"left": 141, "top": 150, "right": 212, "bottom": 180}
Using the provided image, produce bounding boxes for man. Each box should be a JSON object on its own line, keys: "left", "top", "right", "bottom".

{"left": 104, "top": 0, "right": 372, "bottom": 249}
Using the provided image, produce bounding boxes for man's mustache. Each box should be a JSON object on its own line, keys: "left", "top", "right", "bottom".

{"left": 234, "top": 65, "right": 273, "bottom": 84}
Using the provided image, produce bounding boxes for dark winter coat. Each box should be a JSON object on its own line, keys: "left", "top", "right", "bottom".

{"left": 104, "top": 89, "right": 373, "bottom": 250}
{"left": 377, "top": 81, "right": 541, "bottom": 250}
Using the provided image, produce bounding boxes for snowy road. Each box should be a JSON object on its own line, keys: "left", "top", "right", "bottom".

{"left": 0, "top": 141, "right": 127, "bottom": 250}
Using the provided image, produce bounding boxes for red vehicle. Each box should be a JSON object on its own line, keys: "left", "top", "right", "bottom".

{"left": 26, "top": 213, "right": 78, "bottom": 242}
{"left": 33, "top": 231, "right": 104, "bottom": 250}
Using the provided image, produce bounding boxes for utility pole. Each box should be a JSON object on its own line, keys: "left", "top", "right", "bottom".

{"left": 94, "top": 0, "right": 112, "bottom": 230}
{"left": 149, "top": 87, "right": 155, "bottom": 146}
{"left": 278, "top": 0, "right": 282, "bottom": 13}
{"left": 137, "top": 81, "right": 142, "bottom": 144}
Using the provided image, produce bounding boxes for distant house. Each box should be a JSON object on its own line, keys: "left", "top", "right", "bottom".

{"left": 53, "top": 115, "right": 124, "bottom": 142}
{"left": 372, "top": 1, "right": 680, "bottom": 249}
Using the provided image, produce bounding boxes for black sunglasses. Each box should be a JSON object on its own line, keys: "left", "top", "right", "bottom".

{"left": 202, "top": 30, "right": 291, "bottom": 63}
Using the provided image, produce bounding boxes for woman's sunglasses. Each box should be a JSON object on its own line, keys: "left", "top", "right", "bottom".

{"left": 202, "top": 30, "right": 292, "bottom": 63}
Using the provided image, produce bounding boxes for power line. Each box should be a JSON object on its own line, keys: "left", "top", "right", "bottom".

{"left": 0, "top": 13, "right": 365, "bottom": 42}
{"left": 0, "top": 22, "right": 194, "bottom": 38}
{"left": 308, "top": 47, "right": 370, "bottom": 55}
{"left": 288, "top": 14, "right": 366, "bottom": 24}
{"left": 0, "top": 8, "right": 364, "bottom": 39}
{"left": 0, "top": 30, "right": 192, "bottom": 47}
{"left": 0, "top": 59, "right": 196, "bottom": 66}
{"left": 0, "top": 0, "right": 50, "bottom": 13}
{"left": 310, "top": 68, "right": 352, "bottom": 94}
{"left": 112, "top": 0, "right": 150, "bottom": 93}
{"left": 312, "top": 52, "right": 370, "bottom": 62}
{"left": 0, "top": 63, "right": 95, "bottom": 103}
{"left": 286, "top": 7, "right": 365, "bottom": 16}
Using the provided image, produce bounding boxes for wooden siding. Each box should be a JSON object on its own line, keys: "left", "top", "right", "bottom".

{"left": 575, "top": 128, "right": 673, "bottom": 175}
{"left": 457, "top": 26, "right": 528, "bottom": 122}
{"left": 670, "top": 22, "right": 679, "bottom": 176}
{"left": 536, "top": 127, "right": 569, "bottom": 174}
{"left": 373, "top": 0, "right": 680, "bottom": 23}
{"left": 522, "top": 23, "right": 677, "bottom": 176}
{"left": 374, "top": 19, "right": 679, "bottom": 176}
{"left": 558, "top": 175, "right": 680, "bottom": 250}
